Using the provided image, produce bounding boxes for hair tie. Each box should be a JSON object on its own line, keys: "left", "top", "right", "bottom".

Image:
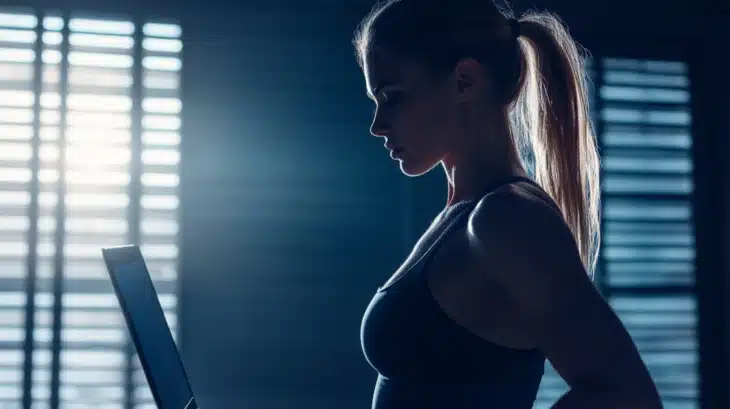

{"left": 508, "top": 18, "right": 521, "bottom": 38}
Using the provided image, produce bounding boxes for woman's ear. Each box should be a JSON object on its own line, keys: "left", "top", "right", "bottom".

{"left": 454, "top": 58, "right": 492, "bottom": 103}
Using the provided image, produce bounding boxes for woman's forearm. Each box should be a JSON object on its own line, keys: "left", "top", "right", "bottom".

{"left": 551, "top": 386, "right": 663, "bottom": 409}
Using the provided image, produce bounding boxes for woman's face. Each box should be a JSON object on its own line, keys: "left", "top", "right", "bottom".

{"left": 364, "top": 48, "right": 462, "bottom": 176}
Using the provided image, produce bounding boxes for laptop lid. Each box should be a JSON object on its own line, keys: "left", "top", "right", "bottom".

{"left": 102, "top": 245, "right": 197, "bottom": 409}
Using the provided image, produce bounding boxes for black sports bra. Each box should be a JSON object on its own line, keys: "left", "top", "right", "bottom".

{"left": 360, "top": 175, "right": 546, "bottom": 409}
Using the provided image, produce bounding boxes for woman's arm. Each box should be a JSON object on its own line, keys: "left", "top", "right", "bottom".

{"left": 551, "top": 385, "right": 662, "bottom": 409}
{"left": 467, "top": 187, "right": 663, "bottom": 409}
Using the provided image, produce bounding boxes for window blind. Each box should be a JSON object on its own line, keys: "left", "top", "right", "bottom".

{"left": 0, "top": 10, "right": 181, "bottom": 409}
{"left": 534, "top": 58, "right": 697, "bottom": 409}
{"left": 0, "top": 10, "right": 37, "bottom": 409}
{"left": 134, "top": 20, "right": 182, "bottom": 409}
{"left": 600, "top": 58, "right": 696, "bottom": 409}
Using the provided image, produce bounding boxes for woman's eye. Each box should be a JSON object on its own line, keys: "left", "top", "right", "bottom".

{"left": 381, "top": 91, "right": 403, "bottom": 106}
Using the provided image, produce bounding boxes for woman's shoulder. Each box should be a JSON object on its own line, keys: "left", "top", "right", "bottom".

{"left": 470, "top": 180, "right": 564, "bottom": 230}
{"left": 465, "top": 180, "right": 578, "bottom": 274}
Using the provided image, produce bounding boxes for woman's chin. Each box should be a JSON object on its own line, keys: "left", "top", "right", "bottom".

{"left": 398, "top": 159, "right": 436, "bottom": 177}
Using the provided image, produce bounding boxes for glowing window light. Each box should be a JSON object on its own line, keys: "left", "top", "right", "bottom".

{"left": 142, "top": 23, "right": 180, "bottom": 38}
{"left": 141, "top": 173, "right": 178, "bottom": 187}
{"left": 42, "top": 31, "right": 62, "bottom": 45}
{"left": 69, "top": 33, "right": 133, "bottom": 49}
{"left": 0, "top": 14, "right": 182, "bottom": 409}
{"left": 0, "top": 125, "right": 33, "bottom": 140}
{"left": 0, "top": 48, "right": 34, "bottom": 63}
{"left": 65, "top": 146, "right": 131, "bottom": 167}
{"left": 68, "top": 70, "right": 132, "bottom": 88}
{"left": 0, "top": 216, "right": 28, "bottom": 230}
{"left": 0, "top": 328, "right": 24, "bottom": 342}
{"left": 0, "top": 168, "right": 31, "bottom": 182}
{"left": 0, "top": 191, "right": 30, "bottom": 205}
{"left": 0, "top": 242, "right": 27, "bottom": 256}
{"left": 142, "top": 131, "right": 179, "bottom": 146}
{"left": 0, "top": 62, "right": 33, "bottom": 81}
{"left": 143, "top": 73, "right": 178, "bottom": 89}
{"left": 40, "top": 110, "right": 60, "bottom": 125}
{"left": 42, "top": 16, "right": 63, "bottom": 31}
{"left": 42, "top": 66, "right": 59, "bottom": 82}
{"left": 40, "top": 169, "right": 130, "bottom": 186}
{"left": 142, "top": 38, "right": 182, "bottom": 53}
{"left": 39, "top": 126, "right": 58, "bottom": 141}
{"left": 65, "top": 171, "right": 130, "bottom": 185}
{"left": 68, "top": 19, "right": 133, "bottom": 35}
{"left": 66, "top": 111, "right": 131, "bottom": 128}
{"left": 142, "top": 56, "right": 180, "bottom": 71}
{"left": 0, "top": 108, "right": 33, "bottom": 123}
{"left": 140, "top": 220, "right": 178, "bottom": 235}
{"left": 41, "top": 50, "right": 62, "bottom": 64}
{"left": 67, "top": 94, "right": 132, "bottom": 112}
{"left": 61, "top": 350, "right": 125, "bottom": 366}
{"left": 68, "top": 52, "right": 132, "bottom": 68}
{"left": 65, "top": 193, "right": 129, "bottom": 207}
{"left": 37, "top": 146, "right": 58, "bottom": 162}
{"left": 141, "top": 149, "right": 179, "bottom": 165}
{"left": 142, "top": 98, "right": 181, "bottom": 114}
{"left": 65, "top": 218, "right": 126, "bottom": 234}
{"left": 139, "top": 244, "right": 178, "bottom": 259}
{"left": 0, "top": 13, "right": 36, "bottom": 29}
{"left": 0, "top": 143, "right": 32, "bottom": 160}
{"left": 66, "top": 128, "right": 130, "bottom": 144}
{"left": 141, "top": 195, "right": 178, "bottom": 210}
{"left": 0, "top": 293, "right": 24, "bottom": 307}
{"left": 142, "top": 115, "right": 180, "bottom": 130}
{"left": 60, "top": 370, "right": 123, "bottom": 384}
{"left": 0, "top": 29, "right": 35, "bottom": 43}
{"left": 0, "top": 90, "right": 34, "bottom": 107}
{"left": 40, "top": 92, "right": 61, "bottom": 108}
{"left": 38, "top": 191, "right": 57, "bottom": 207}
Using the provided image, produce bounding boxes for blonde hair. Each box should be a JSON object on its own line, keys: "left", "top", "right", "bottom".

{"left": 510, "top": 12, "right": 601, "bottom": 274}
{"left": 354, "top": 1, "right": 601, "bottom": 275}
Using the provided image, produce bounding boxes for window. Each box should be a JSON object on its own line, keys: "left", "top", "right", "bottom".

{"left": 0, "top": 10, "right": 181, "bottom": 409}
{"left": 534, "top": 58, "right": 697, "bottom": 409}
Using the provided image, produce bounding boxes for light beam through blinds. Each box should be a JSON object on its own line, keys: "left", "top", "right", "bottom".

{"left": 0, "top": 9, "right": 181, "bottom": 409}
{"left": 534, "top": 58, "right": 697, "bottom": 409}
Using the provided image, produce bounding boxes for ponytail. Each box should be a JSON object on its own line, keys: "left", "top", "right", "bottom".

{"left": 511, "top": 12, "right": 601, "bottom": 276}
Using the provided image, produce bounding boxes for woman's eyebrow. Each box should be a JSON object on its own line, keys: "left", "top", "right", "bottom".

{"left": 367, "top": 81, "right": 399, "bottom": 99}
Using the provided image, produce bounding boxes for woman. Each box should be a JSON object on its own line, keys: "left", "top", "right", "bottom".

{"left": 355, "top": 1, "right": 663, "bottom": 408}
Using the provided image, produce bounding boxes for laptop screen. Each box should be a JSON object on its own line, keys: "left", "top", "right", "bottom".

{"left": 112, "top": 259, "right": 194, "bottom": 409}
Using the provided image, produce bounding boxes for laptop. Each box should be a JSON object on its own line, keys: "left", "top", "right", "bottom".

{"left": 102, "top": 245, "right": 198, "bottom": 409}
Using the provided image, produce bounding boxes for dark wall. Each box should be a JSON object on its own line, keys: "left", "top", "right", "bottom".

{"left": 178, "top": 4, "right": 411, "bottom": 408}
{"left": 3, "top": 0, "right": 726, "bottom": 408}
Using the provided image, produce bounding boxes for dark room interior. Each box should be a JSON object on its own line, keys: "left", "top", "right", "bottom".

{"left": 0, "top": 0, "right": 727, "bottom": 408}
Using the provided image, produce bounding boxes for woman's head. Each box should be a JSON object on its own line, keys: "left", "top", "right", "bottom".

{"left": 355, "top": 0, "right": 523, "bottom": 176}
{"left": 353, "top": 0, "right": 602, "bottom": 275}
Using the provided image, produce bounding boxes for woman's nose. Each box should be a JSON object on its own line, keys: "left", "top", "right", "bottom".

{"left": 369, "top": 113, "right": 389, "bottom": 137}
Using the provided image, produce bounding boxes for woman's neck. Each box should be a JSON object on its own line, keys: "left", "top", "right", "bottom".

{"left": 442, "top": 141, "right": 527, "bottom": 207}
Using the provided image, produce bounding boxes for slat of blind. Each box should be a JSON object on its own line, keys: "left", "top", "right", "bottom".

{"left": 0, "top": 11, "right": 36, "bottom": 409}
